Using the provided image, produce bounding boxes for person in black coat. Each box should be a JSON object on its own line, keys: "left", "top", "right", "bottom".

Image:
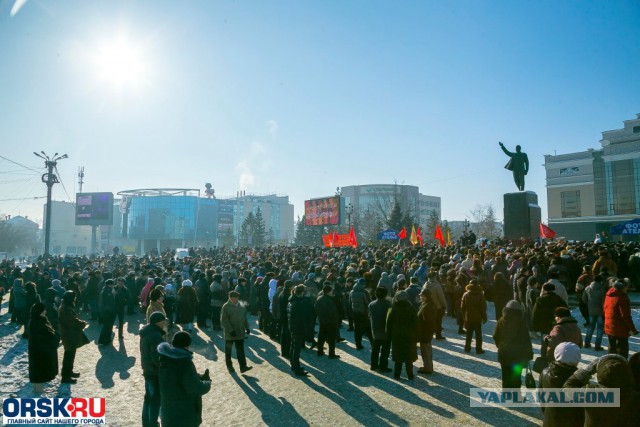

{"left": 22, "top": 281, "right": 40, "bottom": 339}
{"left": 28, "top": 302, "right": 59, "bottom": 393}
{"left": 158, "top": 332, "right": 211, "bottom": 427}
{"left": 492, "top": 272, "right": 512, "bottom": 322}
{"left": 140, "top": 311, "right": 166, "bottom": 427}
{"left": 288, "top": 284, "right": 313, "bottom": 377}
{"left": 278, "top": 281, "right": 293, "bottom": 359}
{"left": 539, "top": 342, "right": 584, "bottom": 427}
{"left": 114, "top": 277, "right": 130, "bottom": 340}
{"left": 532, "top": 284, "right": 568, "bottom": 341}
{"left": 369, "top": 286, "right": 392, "bottom": 372}
{"left": 386, "top": 290, "right": 418, "bottom": 380}
{"left": 492, "top": 300, "right": 533, "bottom": 388}
{"left": 315, "top": 285, "right": 340, "bottom": 359}
{"left": 98, "top": 279, "right": 116, "bottom": 345}
{"left": 43, "top": 288, "right": 60, "bottom": 336}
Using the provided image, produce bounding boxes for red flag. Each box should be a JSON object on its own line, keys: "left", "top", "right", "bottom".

{"left": 434, "top": 224, "right": 445, "bottom": 247}
{"left": 349, "top": 227, "right": 358, "bottom": 248}
{"left": 397, "top": 227, "right": 407, "bottom": 239}
{"left": 416, "top": 227, "right": 424, "bottom": 246}
{"left": 540, "top": 223, "right": 556, "bottom": 239}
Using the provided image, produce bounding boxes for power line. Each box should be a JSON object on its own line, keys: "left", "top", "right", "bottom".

{"left": 0, "top": 196, "right": 46, "bottom": 202}
{"left": 55, "top": 165, "right": 73, "bottom": 203}
{"left": 0, "top": 155, "right": 42, "bottom": 173}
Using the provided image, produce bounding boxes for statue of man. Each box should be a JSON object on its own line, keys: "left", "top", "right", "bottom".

{"left": 499, "top": 142, "right": 529, "bottom": 191}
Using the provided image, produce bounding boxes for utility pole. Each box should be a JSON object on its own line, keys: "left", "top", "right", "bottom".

{"left": 34, "top": 152, "right": 68, "bottom": 256}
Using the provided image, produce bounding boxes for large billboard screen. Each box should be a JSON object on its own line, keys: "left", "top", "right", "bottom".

{"left": 75, "top": 192, "right": 114, "bottom": 226}
{"left": 304, "top": 196, "right": 341, "bottom": 226}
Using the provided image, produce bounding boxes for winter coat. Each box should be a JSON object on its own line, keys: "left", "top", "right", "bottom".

{"left": 114, "top": 286, "right": 130, "bottom": 312}
{"left": 139, "top": 323, "right": 165, "bottom": 378}
{"left": 158, "top": 342, "right": 211, "bottom": 427}
{"left": 287, "top": 295, "right": 314, "bottom": 340}
{"left": 268, "top": 279, "right": 278, "bottom": 312}
{"left": 545, "top": 316, "right": 583, "bottom": 360}
{"left": 146, "top": 300, "right": 166, "bottom": 324}
{"left": 99, "top": 286, "right": 116, "bottom": 317}
{"left": 405, "top": 284, "right": 422, "bottom": 311}
{"left": 221, "top": 300, "right": 248, "bottom": 341}
{"left": 460, "top": 283, "right": 487, "bottom": 327}
{"left": 315, "top": 293, "right": 339, "bottom": 326}
{"left": 58, "top": 302, "right": 89, "bottom": 350}
{"left": 209, "top": 280, "right": 226, "bottom": 308}
{"left": 532, "top": 292, "right": 568, "bottom": 334}
{"left": 28, "top": 315, "right": 59, "bottom": 383}
{"left": 592, "top": 253, "right": 617, "bottom": 277}
{"left": 349, "top": 282, "right": 371, "bottom": 315}
{"left": 424, "top": 279, "right": 446, "bottom": 311}
{"left": 368, "top": 297, "right": 392, "bottom": 341}
{"left": 416, "top": 301, "right": 436, "bottom": 344}
{"left": 386, "top": 300, "right": 418, "bottom": 363}
{"left": 12, "top": 280, "right": 27, "bottom": 309}
{"left": 176, "top": 287, "right": 198, "bottom": 324}
{"left": 582, "top": 281, "right": 606, "bottom": 317}
{"left": 195, "top": 277, "right": 211, "bottom": 306}
{"left": 378, "top": 273, "right": 393, "bottom": 294}
{"left": 493, "top": 306, "right": 533, "bottom": 365}
{"left": 604, "top": 288, "right": 637, "bottom": 337}
{"left": 539, "top": 362, "right": 582, "bottom": 427}
{"left": 43, "top": 290, "right": 59, "bottom": 334}
{"left": 563, "top": 358, "right": 640, "bottom": 427}
{"left": 493, "top": 277, "right": 512, "bottom": 319}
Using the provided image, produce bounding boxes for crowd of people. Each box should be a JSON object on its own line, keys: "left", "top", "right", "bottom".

{"left": 2, "top": 238, "right": 640, "bottom": 426}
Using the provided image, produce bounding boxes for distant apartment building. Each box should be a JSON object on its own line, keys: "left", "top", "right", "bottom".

{"left": 339, "top": 184, "right": 441, "bottom": 229}
{"left": 544, "top": 113, "right": 640, "bottom": 241}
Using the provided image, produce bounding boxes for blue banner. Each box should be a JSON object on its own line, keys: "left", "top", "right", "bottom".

{"left": 610, "top": 219, "right": 640, "bottom": 235}
{"left": 377, "top": 229, "right": 399, "bottom": 240}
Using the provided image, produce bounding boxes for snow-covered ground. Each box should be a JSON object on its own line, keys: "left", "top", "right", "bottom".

{"left": 2, "top": 300, "right": 640, "bottom": 427}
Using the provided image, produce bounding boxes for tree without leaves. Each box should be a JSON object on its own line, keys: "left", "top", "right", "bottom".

{"left": 468, "top": 203, "right": 500, "bottom": 239}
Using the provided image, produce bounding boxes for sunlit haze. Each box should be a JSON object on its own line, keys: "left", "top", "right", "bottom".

{"left": 0, "top": 1, "right": 639, "bottom": 227}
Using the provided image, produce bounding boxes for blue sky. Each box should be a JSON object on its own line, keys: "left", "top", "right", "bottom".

{"left": 1, "top": 0, "right": 639, "bottom": 227}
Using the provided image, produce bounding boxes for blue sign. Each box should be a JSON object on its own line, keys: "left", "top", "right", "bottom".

{"left": 377, "top": 229, "right": 399, "bottom": 240}
{"left": 610, "top": 219, "right": 640, "bottom": 235}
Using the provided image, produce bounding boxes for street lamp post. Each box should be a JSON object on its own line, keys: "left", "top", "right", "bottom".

{"left": 34, "top": 152, "right": 68, "bottom": 256}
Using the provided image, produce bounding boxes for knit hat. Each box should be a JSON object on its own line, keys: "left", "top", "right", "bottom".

{"left": 228, "top": 290, "right": 240, "bottom": 298}
{"left": 356, "top": 278, "right": 366, "bottom": 286}
{"left": 172, "top": 331, "right": 192, "bottom": 349}
{"left": 149, "top": 311, "right": 166, "bottom": 325}
{"left": 554, "top": 307, "right": 571, "bottom": 318}
{"left": 542, "top": 283, "right": 555, "bottom": 292}
{"left": 51, "top": 279, "right": 61, "bottom": 287}
{"left": 613, "top": 280, "right": 629, "bottom": 290}
{"left": 554, "top": 342, "right": 581, "bottom": 366}
{"left": 505, "top": 300, "right": 522, "bottom": 311}
{"left": 322, "top": 285, "right": 333, "bottom": 295}
{"left": 394, "top": 290, "right": 409, "bottom": 302}
{"left": 182, "top": 279, "right": 193, "bottom": 287}
{"left": 62, "top": 290, "right": 76, "bottom": 304}
{"left": 597, "top": 354, "right": 634, "bottom": 388}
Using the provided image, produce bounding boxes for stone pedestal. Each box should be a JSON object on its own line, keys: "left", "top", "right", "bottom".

{"left": 503, "top": 191, "right": 541, "bottom": 240}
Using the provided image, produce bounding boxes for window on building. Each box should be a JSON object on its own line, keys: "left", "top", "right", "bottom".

{"left": 633, "top": 125, "right": 640, "bottom": 134}
{"left": 561, "top": 191, "right": 581, "bottom": 218}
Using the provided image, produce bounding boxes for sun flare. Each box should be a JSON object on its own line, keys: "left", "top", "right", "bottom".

{"left": 93, "top": 35, "right": 147, "bottom": 90}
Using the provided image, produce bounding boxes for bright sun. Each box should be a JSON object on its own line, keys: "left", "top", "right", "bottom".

{"left": 93, "top": 36, "right": 147, "bottom": 90}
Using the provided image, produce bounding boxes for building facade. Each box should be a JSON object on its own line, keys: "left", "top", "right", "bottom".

{"left": 339, "top": 184, "right": 441, "bottom": 230}
{"left": 544, "top": 113, "right": 640, "bottom": 241}
{"left": 44, "top": 201, "right": 93, "bottom": 255}
{"left": 116, "top": 188, "right": 294, "bottom": 253}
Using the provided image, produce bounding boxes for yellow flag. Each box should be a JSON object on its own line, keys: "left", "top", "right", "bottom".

{"left": 446, "top": 227, "right": 452, "bottom": 246}
{"left": 410, "top": 225, "right": 418, "bottom": 246}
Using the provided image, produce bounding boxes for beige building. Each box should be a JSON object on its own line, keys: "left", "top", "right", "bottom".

{"left": 44, "top": 200, "right": 93, "bottom": 255}
{"left": 545, "top": 113, "right": 640, "bottom": 240}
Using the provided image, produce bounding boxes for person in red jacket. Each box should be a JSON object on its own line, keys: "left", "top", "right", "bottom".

{"left": 604, "top": 279, "right": 638, "bottom": 359}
